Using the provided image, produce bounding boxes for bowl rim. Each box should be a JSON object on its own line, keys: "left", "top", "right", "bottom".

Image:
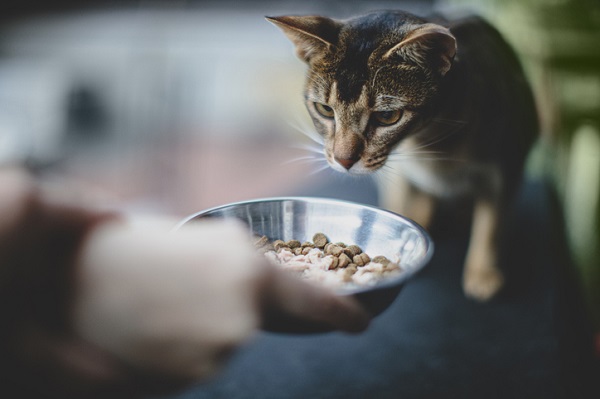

{"left": 175, "top": 196, "right": 434, "bottom": 294}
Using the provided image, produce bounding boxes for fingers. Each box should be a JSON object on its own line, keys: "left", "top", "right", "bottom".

{"left": 259, "top": 265, "right": 371, "bottom": 334}
{"left": 73, "top": 218, "right": 262, "bottom": 380}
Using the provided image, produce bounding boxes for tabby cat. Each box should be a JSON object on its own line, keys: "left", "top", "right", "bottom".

{"left": 268, "top": 10, "right": 538, "bottom": 301}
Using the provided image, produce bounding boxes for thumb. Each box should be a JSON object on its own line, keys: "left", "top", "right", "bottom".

{"left": 259, "top": 266, "right": 371, "bottom": 334}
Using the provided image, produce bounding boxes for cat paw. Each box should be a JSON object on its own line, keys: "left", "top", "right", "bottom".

{"left": 462, "top": 264, "right": 504, "bottom": 302}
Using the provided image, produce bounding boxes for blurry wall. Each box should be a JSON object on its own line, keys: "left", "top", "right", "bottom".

{"left": 0, "top": 1, "right": 433, "bottom": 215}
{"left": 0, "top": 1, "right": 432, "bottom": 164}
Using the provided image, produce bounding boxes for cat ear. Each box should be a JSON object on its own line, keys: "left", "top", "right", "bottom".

{"left": 266, "top": 15, "right": 341, "bottom": 64}
{"left": 383, "top": 23, "right": 457, "bottom": 76}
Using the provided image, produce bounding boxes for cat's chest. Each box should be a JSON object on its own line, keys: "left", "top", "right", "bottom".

{"left": 389, "top": 157, "right": 472, "bottom": 198}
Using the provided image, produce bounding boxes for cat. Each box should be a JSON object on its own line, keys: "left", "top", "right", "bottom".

{"left": 267, "top": 10, "right": 538, "bottom": 301}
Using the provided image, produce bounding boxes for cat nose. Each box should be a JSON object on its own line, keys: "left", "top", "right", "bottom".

{"left": 334, "top": 156, "right": 358, "bottom": 170}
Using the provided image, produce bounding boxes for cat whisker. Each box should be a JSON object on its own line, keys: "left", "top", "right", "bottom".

{"left": 406, "top": 129, "right": 461, "bottom": 152}
{"left": 289, "top": 143, "right": 325, "bottom": 155}
{"left": 287, "top": 120, "right": 324, "bottom": 145}
{"left": 378, "top": 164, "right": 431, "bottom": 189}
{"left": 307, "top": 163, "right": 333, "bottom": 176}
{"left": 373, "top": 166, "right": 403, "bottom": 187}
{"left": 387, "top": 151, "right": 441, "bottom": 161}
{"left": 388, "top": 150, "right": 444, "bottom": 157}
{"left": 405, "top": 119, "right": 466, "bottom": 152}
{"left": 281, "top": 155, "right": 324, "bottom": 166}
{"left": 380, "top": 163, "right": 404, "bottom": 175}
{"left": 281, "top": 153, "right": 334, "bottom": 177}
{"left": 389, "top": 153, "right": 466, "bottom": 163}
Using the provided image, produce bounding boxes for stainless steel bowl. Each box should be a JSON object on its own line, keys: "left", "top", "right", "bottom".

{"left": 178, "top": 197, "right": 433, "bottom": 321}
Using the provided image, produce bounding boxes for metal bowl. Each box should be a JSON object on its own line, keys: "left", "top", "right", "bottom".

{"left": 177, "top": 197, "right": 433, "bottom": 324}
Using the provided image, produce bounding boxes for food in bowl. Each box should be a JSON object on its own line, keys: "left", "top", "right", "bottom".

{"left": 177, "top": 197, "right": 434, "bottom": 318}
{"left": 255, "top": 232, "right": 402, "bottom": 290}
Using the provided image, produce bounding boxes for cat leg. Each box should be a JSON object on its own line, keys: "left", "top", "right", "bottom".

{"left": 462, "top": 197, "right": 504, "bottom": 301}
{"left": 378, "top": 176, "right": 435, "bottom": 229}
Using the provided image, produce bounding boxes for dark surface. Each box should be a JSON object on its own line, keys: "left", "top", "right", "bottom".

{"left": 165, "top": 175, "right": 598, "bottom": 399}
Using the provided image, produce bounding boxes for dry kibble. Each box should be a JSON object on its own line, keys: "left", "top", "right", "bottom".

{"left": 328, "top": 256, "right": 339, "bottom": 270}
{"left": 360, "top": 252, "right": 371, "bottom": 264}
{"left": 287, "top": 240, "right": 301, "bottom": 249}
{"left": 353, "top": 254, "right": 365, "bottom": 266}
{"left": 273, "top": 240, "right": 286, "bottom": 250}
{"left": 338, "top": 253, "right": 351, "bottom": 268}
{"left": 254, "top": 235, "right": 269, "bottom": 248}
{"left": 261, "top": 233, "right": 402, "bottom": 289}
{"left": 342, "top": 271, "right": 354, "bottom": 282}
{"left": 372, "top": 255, "right": 391, "bottom": 266}
{"left": 312, "top": 233, "right": 329, "bottom": 248}
{"left": 385, "top": 262, "right": 401, "bottom": 271}
{"left": 342, "top": 264, "right": 358, "bottom": 282}
{"left": 344, "top": 245, "right": 362, "bottom": 258}
{"left": 325, "top": 244, "right": 344, "bottom": 257}
{"left": 353, "top": 253, "right": 370, "bottom": 266}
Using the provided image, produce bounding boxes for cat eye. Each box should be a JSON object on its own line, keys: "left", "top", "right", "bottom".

{"left": 373, "top": 110, "right": 403, "bottom": 126}
{"left": 314, "top": 102, "right": 335, "bottom": 118}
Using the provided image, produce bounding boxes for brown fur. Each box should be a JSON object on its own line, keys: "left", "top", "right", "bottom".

{"left": 268, "top": 10, "right": 538, "bottom": 301}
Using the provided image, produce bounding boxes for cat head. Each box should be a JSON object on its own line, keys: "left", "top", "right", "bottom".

{"left": 268, "top": 11, "right": 456, "bottom": 174}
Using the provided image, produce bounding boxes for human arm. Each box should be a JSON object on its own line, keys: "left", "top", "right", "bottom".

{"left": 0, "top": 168, "right": 370, "bottom": 398}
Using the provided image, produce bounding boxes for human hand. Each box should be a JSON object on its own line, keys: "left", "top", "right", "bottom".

{"left": 0, "top": 167, "right": 369, "bottom": 397}
{"left": 73, "top": 217, "right": 370, "bottom": 389}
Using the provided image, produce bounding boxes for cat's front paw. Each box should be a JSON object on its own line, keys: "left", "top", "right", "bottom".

{"left": 462, "top": 255, "right": 504, "bottom": 301}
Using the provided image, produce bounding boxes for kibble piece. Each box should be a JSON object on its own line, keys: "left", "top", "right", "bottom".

{"left": 342, "top": 271, "right": 353, "bottom": 283}
{"left": 287, "top": 240, "right": 301, "bottom": 249}
{"left": 261, "top": 233, "right": 403, "bottom": 289}
{"left": 337, "top": 253, "right": 351, "bottom": 268}
{"left": 312, "top": 232, "right": 329, "bottom": 248}
{"left": 325, "top": 244, "right": 344, "bottom": 257}
{"left": 254, "top": 235, "right": 269, "bottom": 248}
{"left": 346, "top": 264, "right": 358, "bottom": 274}
{"left": 344, "top": 245, "right": 362, "bottom": 258}
{"left": 385, "top": 262, "right": 401, "bottom": 271}
{"left": 273, "top": 240, "right": 286, "bottom": 250}
{"left": 342, "top": 264, "right": 357, "bottom": 282}
{"left": 360, "top": 252, "right": 371, "bottom": 264}
{"left": 328, "top": 256, "right": 339, "bottom": 270}
{"left": 372, "top": 255, "right": 391, "bottom": 266}
{"left": 353, "top": 254, "right": 365, "bottom": 266}
{"left": 353, "top": 252, "right": 371, "bottom": 266}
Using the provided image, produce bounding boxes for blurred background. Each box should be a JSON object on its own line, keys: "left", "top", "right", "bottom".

{"left": 0, "top": 0, "right": 598, "bottom": 342}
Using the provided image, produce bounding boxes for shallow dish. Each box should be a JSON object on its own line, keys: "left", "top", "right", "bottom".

{"left": 177, "top": 197, "right": 433, "bottom": 329}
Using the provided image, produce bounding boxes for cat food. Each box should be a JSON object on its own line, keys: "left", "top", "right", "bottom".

{"left": 254, "top": 232, "right": 402, "bottom": 290}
